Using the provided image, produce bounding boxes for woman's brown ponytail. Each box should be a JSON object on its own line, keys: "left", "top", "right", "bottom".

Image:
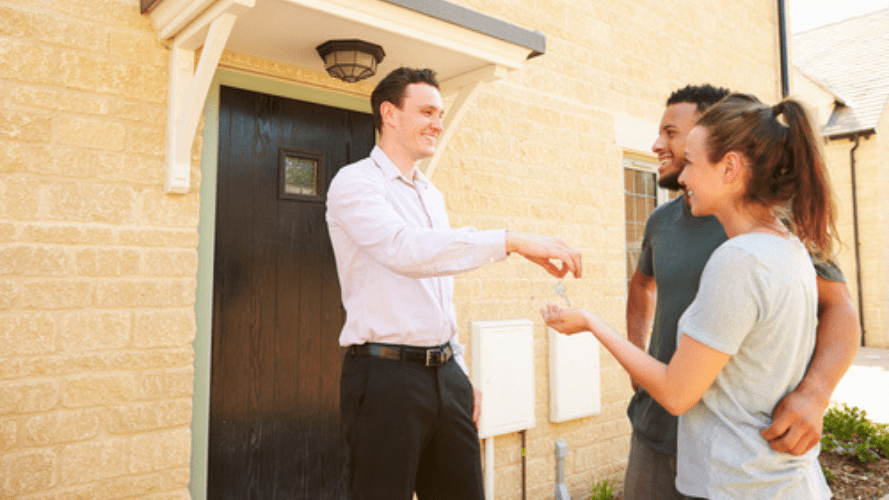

{"left": 697, "top": 94, "right": 837, "bottom": 257}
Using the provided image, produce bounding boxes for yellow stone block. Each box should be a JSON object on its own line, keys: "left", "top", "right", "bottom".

{"left": 23, "top": 409, "right": 101, "bottom": 446}
{"left": 0, "top": 244, "right": 70, "bottom": 276}
{"left": 19, "top": 279, "right": 93, "bottom": 309}
{"left": 0, "top": 380, "right": 59, "bottom": 415}
{"left": 0, "top": 40, "right": 57, "bottom": 85}
{"left": 96, "top": 279, "right": 195, "bottom": 308}
{"left": 62, "top": 373, "right": 136, "bottom": 408}
{"left": 108, "top": 399, "right": 192, "bottom": 434}
{"left": 59, "top": 437, "right": 129, "bottom": 486}
{"left": 140, "top": 369, "right": 194, "bottom": 399}
{"left": 0, "top": 449, "right": 56, "bottom": 497}
{"left": 44, "top": 182, "right": 137, "bottom": 224}
{"left": 55, "top": 115, "right": 126, "bottom": 151}
{"left": 74, "top": 247, "right": 140, "bottom": 276}
{"left": 140, "top": 248, "right": 198, "bottom": 277}
{"left": 0, "top": 139, "right": 28, "bottom": 173}
{"left": 0, "top": 108, "right": 52, "bottom": 143}
{"left": 59, "top": 310, "right": 131, "bottom": 351}
{"left": 130, "top": 428, "right": 191, "bottom": 473}
{"left": 134, "top": 308, "right": 196, "bottom": 348}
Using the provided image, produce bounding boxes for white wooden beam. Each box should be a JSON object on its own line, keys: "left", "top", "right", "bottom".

{"left": 423, "top": 64, "right": 509, "bottom": 180}
{"left": 163, "top": 0, "right": 254, "bottom": 193}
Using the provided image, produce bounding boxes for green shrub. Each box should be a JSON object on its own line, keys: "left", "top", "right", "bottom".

{"left": 821, "top": 404, "right": 889, "bottom": 463}
{"left": 821, "top": 465, "right": 835, "bottom": 484}
{"left": 590, "top": 479, "right": 615, "bottom": 500}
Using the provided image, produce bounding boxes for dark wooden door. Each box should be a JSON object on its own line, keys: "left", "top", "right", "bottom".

{"left": 209, "top": 86, "right": 374, "bottom": 500}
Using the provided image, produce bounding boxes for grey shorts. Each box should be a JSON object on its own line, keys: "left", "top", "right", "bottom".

{"left": 623, "top": 431, "right": 702, "bottom": 500}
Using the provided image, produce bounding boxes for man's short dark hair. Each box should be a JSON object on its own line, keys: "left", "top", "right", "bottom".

{"left": 371, "top": 67, "right": 440, "bottom": 130}
{"left": 666, "top": 84, "right": 731, "bottom": 113}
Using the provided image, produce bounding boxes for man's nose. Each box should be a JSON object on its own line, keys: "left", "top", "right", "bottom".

{"left": 652, "top": 134, "right": 665, "bottom": 153}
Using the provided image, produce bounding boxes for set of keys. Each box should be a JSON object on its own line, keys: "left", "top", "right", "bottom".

{"left": 553, "top": 279, "right": 571, "bottom": 308}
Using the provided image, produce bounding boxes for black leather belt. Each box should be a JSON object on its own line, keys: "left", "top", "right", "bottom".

{"left": 349, "top": 342, "right": 453, "bottom": 367}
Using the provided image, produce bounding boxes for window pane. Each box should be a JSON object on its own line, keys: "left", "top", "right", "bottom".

{"left": 624, "top": 166, "right": 657, "bottom": 282}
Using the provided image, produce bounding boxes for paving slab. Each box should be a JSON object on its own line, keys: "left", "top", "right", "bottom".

{"left": 829, "top": 347, "right": 889, "bottom": 424}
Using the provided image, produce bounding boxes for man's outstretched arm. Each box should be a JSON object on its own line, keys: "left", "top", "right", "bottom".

{"left": 762, "top": 277, "right": 860, "bottom": 455}
{"left": 506, "top": 231, "right": 582, "bottom": 279}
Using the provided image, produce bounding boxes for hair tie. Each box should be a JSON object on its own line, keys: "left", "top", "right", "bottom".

{"left": 772, "top": 102, "right": 785, "bottom": 116}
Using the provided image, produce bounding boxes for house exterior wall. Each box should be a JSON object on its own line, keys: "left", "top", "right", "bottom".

{"left": 875, "top": 103, "right": 889, "bottom": 348}
{"left": 823, "top": 135, "right": 889, "bottom": 348}
{"left": 0, "top": 0, "right": 782, "bottom": 499}
{"left": 791, "top": 66, "right": 889, "bottom": 349}
{"left": 850, "top": 134, "right": 889, "bottom": 348}
{"left": 0, "top": 0, "right": 195, "bottom": 498}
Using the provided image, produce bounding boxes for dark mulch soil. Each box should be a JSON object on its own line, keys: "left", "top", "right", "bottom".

{"left": 819, "top": 451, "right": 889, "bottom": 500}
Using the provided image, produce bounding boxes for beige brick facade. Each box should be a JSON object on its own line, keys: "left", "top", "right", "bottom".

{"left": 0, "top": 0, "right": 783, "bottom": 499}
{"left": 822, "top": 136, "right": 889, "bottom": 348}
{"left": 792, "top": 68, "right": 889, "bottom": 348}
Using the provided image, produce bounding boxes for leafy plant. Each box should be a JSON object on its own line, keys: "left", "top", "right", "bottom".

{"left": 590, "top": 479, "right": 615, "bottom": 500}
{"left": 821, "top": 404, "right": 889, "bottom": 464}
{"left": 821, "top": 465, "right": 835, "bottom": 484}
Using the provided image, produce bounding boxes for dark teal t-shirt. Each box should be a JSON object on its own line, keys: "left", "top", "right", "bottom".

{"left": 627, "top": 194, "right": 845, "bottom": 457}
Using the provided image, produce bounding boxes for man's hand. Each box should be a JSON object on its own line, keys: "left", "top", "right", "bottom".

{"left": 761, "top": 388, "right": 826, "bottom": 455}
{"left": 471, "top": 383, "right": 482, "bottom": 430}
{"left": 762, "top": 277, "right": 859, "bottom": 456}
{"left": 506, "top": 231, "right": 582, "bottom": 278}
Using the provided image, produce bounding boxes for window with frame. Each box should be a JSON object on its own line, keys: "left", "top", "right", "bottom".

{"left": 624, "top": 157, "right": 662, "bottom": 281}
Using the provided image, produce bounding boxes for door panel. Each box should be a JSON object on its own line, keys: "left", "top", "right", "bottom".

{"left": 210, "top": 86, "right": 374, "bottom": 500}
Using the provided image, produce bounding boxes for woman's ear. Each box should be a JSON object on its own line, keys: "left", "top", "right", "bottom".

{"left": 721, "top": 151, "right": 745, "bottom": 184}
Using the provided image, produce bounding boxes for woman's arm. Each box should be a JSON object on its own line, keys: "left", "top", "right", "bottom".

{"left": 542, "top": 305, "right": 730, "bottom": 415}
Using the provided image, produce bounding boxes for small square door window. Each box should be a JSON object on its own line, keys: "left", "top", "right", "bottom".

{"left": 280, "top": 148, "right": 325, "bottom": 201}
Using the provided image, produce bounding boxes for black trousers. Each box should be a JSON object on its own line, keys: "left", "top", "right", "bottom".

{"left": 340, "top": 350, "right": 485, "bottom": 500}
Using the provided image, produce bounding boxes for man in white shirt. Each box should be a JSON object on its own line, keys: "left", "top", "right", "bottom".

{"left": 327, "top": 67, "right": 581, "bottom": 500}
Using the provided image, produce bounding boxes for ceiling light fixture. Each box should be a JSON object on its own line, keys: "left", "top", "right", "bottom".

{"left": 316, "top": 39, "right": 385, "bottom": 83}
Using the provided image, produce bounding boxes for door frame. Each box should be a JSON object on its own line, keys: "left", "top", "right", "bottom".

{"left": 192, "top": 68, "right": 371, "bottom": 500}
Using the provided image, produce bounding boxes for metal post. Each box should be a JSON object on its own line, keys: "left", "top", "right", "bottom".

{"left": 555, "top": 440, "right": 570, "bottom": 500}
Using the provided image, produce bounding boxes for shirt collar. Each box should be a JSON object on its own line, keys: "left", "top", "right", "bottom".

{"left": 371, "top": 146, "right": 430, "bottom": 188}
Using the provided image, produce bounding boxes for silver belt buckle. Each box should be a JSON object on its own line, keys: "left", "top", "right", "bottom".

{"left": 426, "top": 348, "right": 436, "bottom": 366}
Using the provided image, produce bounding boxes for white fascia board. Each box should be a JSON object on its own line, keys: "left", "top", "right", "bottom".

{"left": 283, "top": 0, "right": 532, "bottom": 69}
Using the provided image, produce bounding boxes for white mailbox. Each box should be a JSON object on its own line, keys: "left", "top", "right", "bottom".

{"left": 471, "top": 319, "right": 535, "bottom": 439}
{"left": 549, "top": 328, "right": 601, "bottom": 422}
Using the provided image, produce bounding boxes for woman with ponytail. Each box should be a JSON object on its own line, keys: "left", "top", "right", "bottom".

{"left": 543, "top": 94, "right": 834, "bottom": 499}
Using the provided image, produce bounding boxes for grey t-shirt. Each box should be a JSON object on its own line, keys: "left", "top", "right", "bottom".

{"left": 629, "top": 195, "right": 846, "bottom": 458}
{"left": 628, "top": 195, "right": 727, "bottom": 456}
{"left": 675, "top": 234, "right": 830, "bottom": 500}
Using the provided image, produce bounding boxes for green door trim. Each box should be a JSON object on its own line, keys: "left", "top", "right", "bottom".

{"left": 191, "top": 69, "right": 371, "bottom": 500}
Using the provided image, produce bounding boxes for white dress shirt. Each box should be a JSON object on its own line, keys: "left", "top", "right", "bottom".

{"left": 326, "top": 146, "right": 507, "bottom": 372}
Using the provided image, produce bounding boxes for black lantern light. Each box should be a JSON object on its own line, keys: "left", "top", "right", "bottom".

{"left": 316, "top": 39, "right": 386, "bottom": 83}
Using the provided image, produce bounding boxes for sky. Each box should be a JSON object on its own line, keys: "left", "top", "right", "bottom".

{"left": 788, "top": 0, "right": 889, "bottom": 33}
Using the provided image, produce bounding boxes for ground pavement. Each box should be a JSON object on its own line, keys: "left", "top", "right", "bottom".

{"left": 830, "top": 346, "right": 889, "bottom": 425}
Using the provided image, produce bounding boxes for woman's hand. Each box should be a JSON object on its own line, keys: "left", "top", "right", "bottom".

{"left": 541, "top": 304, "right": 592, "bottom": 335}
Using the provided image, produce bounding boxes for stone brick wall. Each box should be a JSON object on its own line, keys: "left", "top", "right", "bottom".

{"left": 794, "top": 66, "right": 889, "bottom": 349}
{"left": 0, "top": 0, "right": 783, "bottom": 499}
{"left": 878, "top": 109, "right": 889, "bottom": 348}
{"left": 0, "top": 0, "right": 195, "bottom": 498}
{"left": 823, "top": 137, "right": 887, "bottom": 348}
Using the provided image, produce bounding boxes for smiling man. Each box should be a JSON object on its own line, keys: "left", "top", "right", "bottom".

{"left": 623, "top": 85, "right": 859, "bottom": 499}
{"left": 326, "top": 67, "right": 582, "bottom": 500}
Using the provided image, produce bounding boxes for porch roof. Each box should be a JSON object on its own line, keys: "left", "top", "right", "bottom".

{"left": 142, "top": 0, "right": 546, "bottom": 193}
{"left": 142, "top": 0, "right": 545, "bottom": 87}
